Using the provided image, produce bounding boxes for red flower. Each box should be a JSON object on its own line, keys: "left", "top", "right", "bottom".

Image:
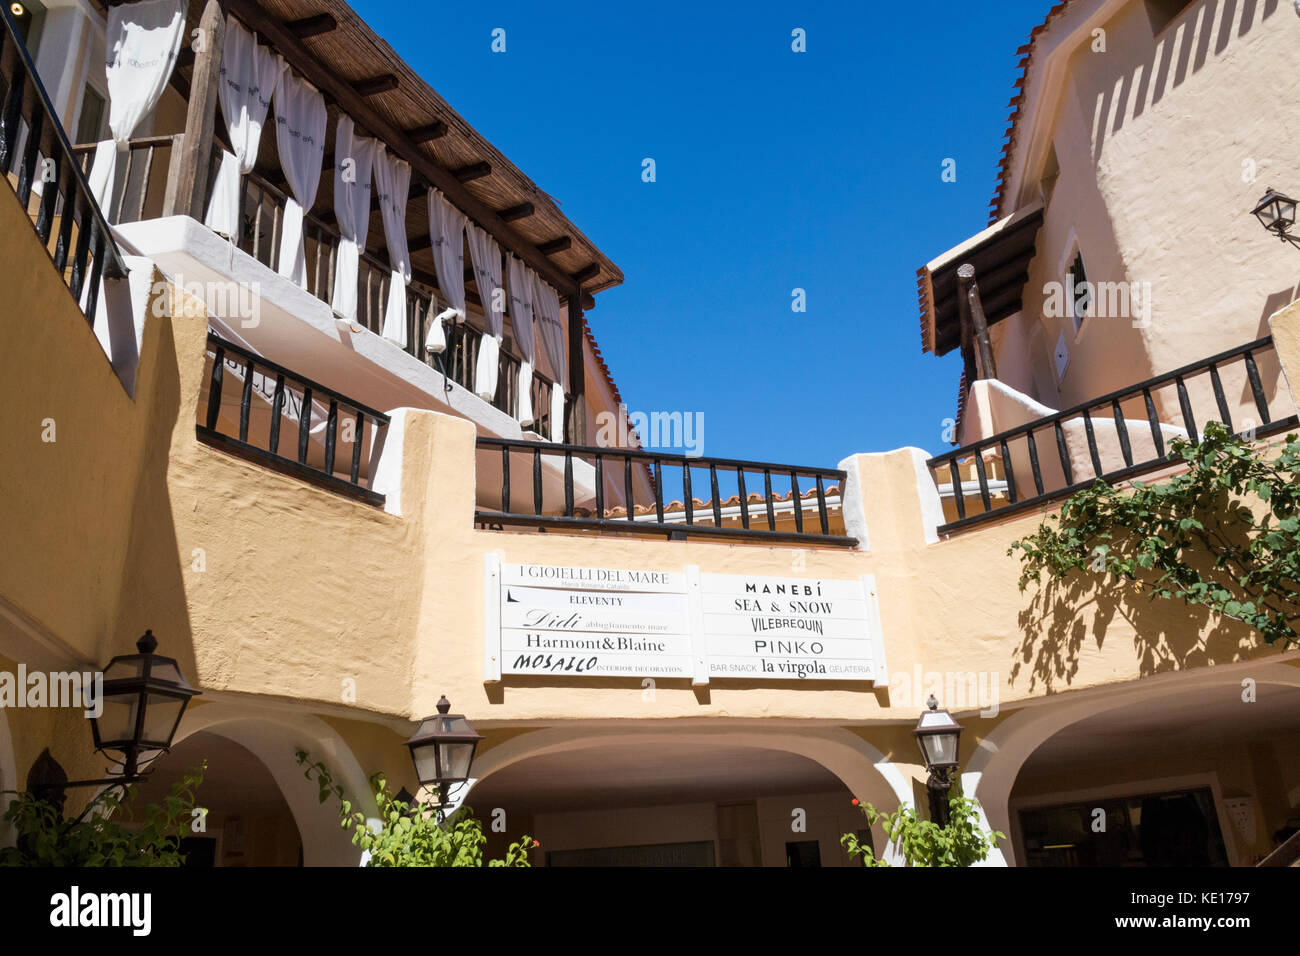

{"left": 851, "top": 798, "right": 860, "bottom": 806}
{"left": 532, "top": 839, "right": 540, "bottom": 847}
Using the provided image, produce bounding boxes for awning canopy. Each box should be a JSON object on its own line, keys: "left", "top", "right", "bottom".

{"left": 916, "top": 202, "right": 1043, "bottom": 357}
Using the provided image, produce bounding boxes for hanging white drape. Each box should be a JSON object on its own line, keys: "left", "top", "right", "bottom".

{"left": 272, "top": 70, "right": 326, "bottom": 287}
{"left": 204, "top": 18, "right": 283, "bottom": 238}
{"left": 507, "top": 256, "right": 537, "bottom": 426}
{"left": 373, "top": 148, "right": 412, "bottom": 348}
{"left": 88, "top": 0, "right": 185, "bottom": 207}
{"left": 467, "top": 225, "right": 504, "bottom": 401}
{"left": 533, "top": 274, "right": 568, "bottom": 440}
{"left": 424, "top": 187, "right": 466, "bottom": 354}
{"left": 329, "top": 116, "right": 377, "bottom": 323}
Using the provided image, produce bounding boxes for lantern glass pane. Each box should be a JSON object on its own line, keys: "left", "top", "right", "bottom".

{"left": 412, "top": 744, "right": 441, "bottom": 786}
{"left": 148, "top": 661, "right": 183, "bottom": 684}
{"left": 97, "top": 694, "right": 139, "bottom": 744}
{"left": 1280, "top": 200, "right": 1297, "bottom": 226}
{"left": 142, "top": 693, "right": 185, "bottom": 745}
{"left": 441, "top": 742, "right": 475, "bottom": 781}
{"left": 102, "top": 657, "right": 146, "bottom": 682}
{"left": 924, "top": 732, "right": 958, "bottom": 766}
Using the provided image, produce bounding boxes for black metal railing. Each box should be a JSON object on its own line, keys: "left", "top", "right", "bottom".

{"left": 196, "top": 331, "right": 390, "bottom": 506}
{"left": 928, "top": 337, "right": 1299, "bottom": 534}
{"left": 476, "top": 437, "right": 854, "bottom": 546}
{"left": 0, "top": 6, "right": 127, "bottom": 321}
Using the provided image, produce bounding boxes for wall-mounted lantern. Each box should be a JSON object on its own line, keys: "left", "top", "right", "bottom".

{"left": 28, "top": 630, "right": 200, "bottom": 817}
{"left": 404, "top": 696, "right": 483, "bottom": 815}
{"left": 913, "top": 694, "right": 963, "bottom": 827}
{"left": 1252, "top": 187, "right": 1300, "bottom": 247}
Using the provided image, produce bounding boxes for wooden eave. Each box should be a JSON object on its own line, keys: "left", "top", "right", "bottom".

{"left": 916, "top": 202, "right": 1044, "bottom": 358}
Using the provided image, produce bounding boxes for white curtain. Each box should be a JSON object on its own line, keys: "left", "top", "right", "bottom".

{"left": 374, "top": 148, "right": 412, "bottom": 348}
{"left": 273, "top": 70, "right": 326, "bottom": 288}
{"left": 533, "top": 274, "right": 568, "bottom": 440}
{"left": 508, "top": 256, "right": 537, "bottom": 426}
{"left": 467, "top": 225, "right": 504, "bottom": 401}
{"left": 424, "top": 187, "right": 466, "bottom": 354}
{"left": 204, "top": 18, "right": 283, "bottom": 238}
{"left": 88, "top": 0, "right": 185, "bottom": 208}
{"left": 329, "top": 116, "right": 377, "bottom": 323}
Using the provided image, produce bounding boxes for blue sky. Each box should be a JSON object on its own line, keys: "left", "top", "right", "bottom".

{"left": 353, "top": 0, "right": 1053, "bottom": 466}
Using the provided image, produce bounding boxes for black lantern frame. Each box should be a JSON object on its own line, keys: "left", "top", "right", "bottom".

{"left": 1252, "top": 187, "right": 1300, "bottom": 247}
{"left": 91, "top": 629, "right": 200, "bottom": 780}
{"left": 404, "top": 696, "right": 483, "bottom": 814}
{"left": 913, "top": 695, "right": 964, "bottom": 827}
{"left": 28, "top": 630, "right": 199, "bottom": 816}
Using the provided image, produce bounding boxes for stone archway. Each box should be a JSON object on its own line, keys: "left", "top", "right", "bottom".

{"left": 169, "top": 703, "right": 378, "bottom": 866}
{"left": 466, "top": 723, "right": 914, "bottom": 865}
{"left": 966, "top": 661, "right": 1300, "bottom": 866}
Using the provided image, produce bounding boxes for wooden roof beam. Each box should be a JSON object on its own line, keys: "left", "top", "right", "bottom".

{"left": 453, "top": 161, "right": 491, "bottom": 183}
{"left": 537, "top": 236, "right": 571, "bottom": 256}
{"left": 497, "top": 202, "right": 534, "bottom": 223}
{"left": 353, "top": 74, "right": 399, "bottom": 97}
{"left": 570, "top": 263, "right": 600, "bottom": 284}
{"left": 287, "top": 13, "right": 337, "bottom": 39}
{"left": 406, "top": 121, "right": 447, "bottom": 143}
{"left": 224, "top": 0, "right": 581, "bottom": 296}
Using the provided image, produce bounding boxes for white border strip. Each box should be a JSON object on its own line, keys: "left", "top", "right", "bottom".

{"left": 483, "top": 553, "right": 502, "bottom": 683}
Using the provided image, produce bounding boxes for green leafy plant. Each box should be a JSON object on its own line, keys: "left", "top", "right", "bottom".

{"left": 842, "top": 791, "right": 1004, "bottom": 867}
{"left": 0, "top": 762, "right": 206, "bottom": 867}
{"left": 1010, "top": 422, "right": 1300, "bottom": 648}
{"left": 295, "top": 750, "right": 535, "bottom": 867}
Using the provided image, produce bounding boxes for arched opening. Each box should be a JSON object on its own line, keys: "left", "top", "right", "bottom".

{"left": 132, "top": 731, "right": 302, "bottom": 866}
{"left": 467, "top": 727, "right": 910, "bottom": 867}
{"left": 970, "top": 667, "right": 1300, "bottom": 867}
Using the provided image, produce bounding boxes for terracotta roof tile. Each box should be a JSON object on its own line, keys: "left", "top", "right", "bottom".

{"left": 990, "top": 1, "right": 1078, "bottom": 224}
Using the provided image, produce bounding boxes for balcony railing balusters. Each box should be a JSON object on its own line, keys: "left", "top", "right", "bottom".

{"left": 928, "top": 337, "right": 1298, "bottom": 534}
{"left": 269, "top": 373, "right": 285, "bottom": 453}
{"left": 763, "top": 469, "right": 776, "bottom": 530}
{"left": 1025, "top": 429, "right": 1045, "bottom": 496}
{"left": 475, "top": 438, "right": 853, "bottom": 546}
{"left": 816, "top": 474, "right": 829, "bottom": 535}
{"left": 533, "top": 448, "right": 543, "bottom": 515}
{"left": 625, "top": 457, "right": 635, "bottom": 522}
{"left": 1244, "top": 350, "right": 1271, "bottom": 425}
{"left": 737, "top": 469, "right": 750, "bottom": 530}
{"left": 683, "top": 464, "right": 694, "bottom": 525}
{"left": 1111, "top": 399, "right": 1133, "bottom": 468}
{"left": 710, "top": 465, "right": 722, "bottom": 527}
{"left": 325, "top": 399, "right": 338, "bottom": 474}
{"left": 196, "top": 332, "right": 388, "bottom": 506}
{"left": 297, "top": 386, "right": 312, "bottom": 465}
{"left": 998, "top": 439, "right": 1017, "bottom": 505}
{"left": 16, "top": 106, "right": 41, "bottom": 207}
{"left": 1175, "top": 374, "right": 1198, "bottom": 444}
{"left": 1082, "top": 409, "right": 1102, "bottom": 478}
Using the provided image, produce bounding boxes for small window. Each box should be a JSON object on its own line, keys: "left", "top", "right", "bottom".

{"left": 75, "top": 85, "right": 105, "bottom": 146}
{"left": 1067, "top": 251, "right": 1090, "bottom": 335}
{"left": 1039, "top": 143, "right": 1060, "bottom": 207}
{"left": 785, "top": 840, "right": 821, "bottom": 867}
{"left": 1145, "top": 0, "right": 1195, "bottom": 35}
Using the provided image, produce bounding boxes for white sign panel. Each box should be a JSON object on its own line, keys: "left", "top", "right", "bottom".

{"left": 699, "top": 574, "right": 883, "bottom": 681}
{"left": 497, "top": 564, "right": 693, "bottom": 678}
{"left": 486, "top": 563, "right": 887, "bottom": 685}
